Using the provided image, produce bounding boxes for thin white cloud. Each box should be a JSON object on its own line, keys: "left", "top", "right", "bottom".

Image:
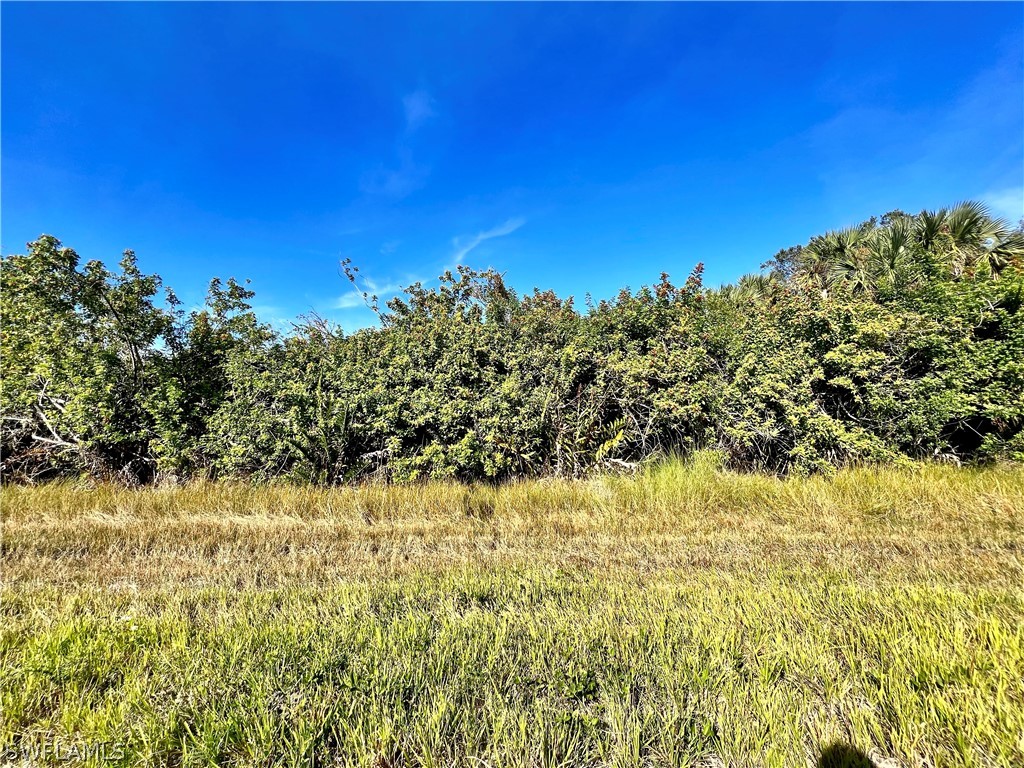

{"left": 982, "top": 187, "right": 1024, "bottom": 224}
{"left": 249, "top": 304, "right": 293, "bottom": 332}
{"left": 329, "top": 215, "right": 523, "bottom": 318}
{"left": 334, "top": 292, "right": 367, "bottom": 310}
{"left": 359, "top": 148, "right": 429, "bottom": 199}
{"left": 403, "top": 89, "right": 436, "bottom": 134}
{"left": 364, "top": 276, "right": 404, "bottom": 295}
{"left": 450, "top": 217, "right": 525, "bottom": 265}
{"left": 780, "top": 46, "right": 1023, "bottom": 221}
{"left": 334, "top": 276, "right": 406, "bottom": 310}
{"left": 360, "top": 89, "right": 436, "bottom": 199}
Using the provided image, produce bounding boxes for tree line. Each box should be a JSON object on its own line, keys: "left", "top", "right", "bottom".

{"left": 2, "top": 201, "right": 1022, "bottom": 484}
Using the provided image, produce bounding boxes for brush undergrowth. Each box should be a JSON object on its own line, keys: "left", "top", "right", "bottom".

{"left": 1, "top": 458, "right": 1022, "bottom": 767}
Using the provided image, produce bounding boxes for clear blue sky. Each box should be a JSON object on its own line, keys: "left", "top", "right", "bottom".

{"left": 3, "top": 2, "right": 1022, "bottom": 330}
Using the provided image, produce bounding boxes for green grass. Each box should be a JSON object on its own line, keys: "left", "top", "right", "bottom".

{"left": 2, "top": 459, "right": 1023, "bottom": 767}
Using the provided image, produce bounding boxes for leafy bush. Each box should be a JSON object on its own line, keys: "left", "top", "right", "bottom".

{"left": 2, "top": 202, "right": 1022, "bottom": 483}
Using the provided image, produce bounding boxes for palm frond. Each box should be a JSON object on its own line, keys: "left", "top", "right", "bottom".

{"left": 947, "top": 201, "right": 993, "bottom": 248}
{"left": 915, "top": 208, "right": 948, "bottom": 250}
{"left": 983, "top": 231, "right": 1024, "bottom": 276}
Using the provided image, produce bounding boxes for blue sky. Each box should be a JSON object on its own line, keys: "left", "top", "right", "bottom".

{"left": 3, "top": 2, "right": 1022, "bottom": 330}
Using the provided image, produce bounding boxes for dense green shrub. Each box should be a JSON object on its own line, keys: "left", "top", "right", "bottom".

{"left": 0, "top": 236, "right": 172, "bottom": 482}
{"left": 2, "top": 203, "right": 1022, "bottom": 482}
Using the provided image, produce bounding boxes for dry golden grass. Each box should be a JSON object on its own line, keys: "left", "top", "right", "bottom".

{"left": 3, "top": 461, "right": 1022, "bottom": 590}
{"left": 1, "top": 458, "right": 1023, "bottom": 767}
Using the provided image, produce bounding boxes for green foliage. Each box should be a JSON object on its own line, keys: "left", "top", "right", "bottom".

{"left": 1, "top": 236, "right": 173, "bottom": 482}
{"left": 3, "top": 201, "right": 1023, "bottom": 483}
{"left": 151, "top": 277, "right": 274, "bottom": 478}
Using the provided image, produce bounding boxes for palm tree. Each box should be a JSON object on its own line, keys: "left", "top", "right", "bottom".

{"left": 864, "top": 220, "right": 917, "bottom": 290}
{"left": 793, "top": 202, "right": 1024, "bottom": 296}
{"left": 984, "top": 228, "right": 1024, "bottom": 276}
{"left": 913, "top": 207, "right": 949, "bottom": 251}
{"left": 798, "top": 227, "right": 871, "bottom": 295}
{"left": 921, "top": 201, "right": 1024, "bottom": 277}
{"left": 827, "top": 249, "right": 873, "bottom": 295}
{"left": 718, "top": 273, "right": 782, "bottom": 304}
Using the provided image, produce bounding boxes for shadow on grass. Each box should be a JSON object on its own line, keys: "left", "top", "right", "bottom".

{"left": 818, "top": 743, "right": 877, "bottom": 768}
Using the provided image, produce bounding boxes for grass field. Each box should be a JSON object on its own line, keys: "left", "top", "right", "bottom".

{"left": 2, "top": 458, "right": 1023, "bottom": 767}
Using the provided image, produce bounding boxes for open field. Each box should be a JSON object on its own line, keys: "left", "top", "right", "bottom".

{"left": 2, "top": 460, "right": 1023, "bottom": 767}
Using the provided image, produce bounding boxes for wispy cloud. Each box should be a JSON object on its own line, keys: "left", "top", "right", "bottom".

{"left": 334, "top": 292, "right": 369, "bottom": 310}
{"left": 329, "top": 215, "right": 524, "bottom": 319}
{"left": 450, "top": 217, "right": 525, "bottom": 265}
{"left": 334, "top": 275, "right": 406, "bottom": 310}
{"left": 360, "top": 90, "right": 438, "bottom": 200}
{"left": 403, "top": 89, "right": 436, "bottom": 134}
{"left": 250, "top": 304, "right": 295, "bottom": 332}
{"left": 783, "top": 46, "right": 1023, "bottom": 220}
{"left": 359, "top": 148, "right": 430, "bottom": 199}
{"left": 983, "top": 187, "right": 1024, "bottom": 223}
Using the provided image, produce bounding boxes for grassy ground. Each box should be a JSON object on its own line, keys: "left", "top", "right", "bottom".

{"left": 1, "top": 459, "right": 1022, "bottom": 767}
